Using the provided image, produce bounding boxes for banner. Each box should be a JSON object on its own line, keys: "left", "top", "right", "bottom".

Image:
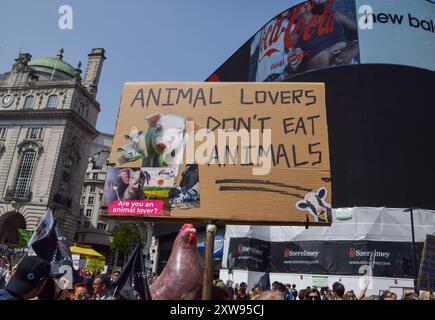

{"left": 228, "top": 237, "right": 424, "bottom": 277}
{"left": 356, "top": 0, "right": 435, "bottom": 73}
{"left": 227, "top": 238, "right": 270, "bottom": 272}
{"left": 105, "top": 82, "right": 331, "bottom": 225}
{"left": 417, "top": 234, "right": 435, "bottom": 292}
{"left": 17, "top": 229, "right": 32, "bottom": 248}
{"left": 85, "top": 258, "right": 105, "bottom": 273}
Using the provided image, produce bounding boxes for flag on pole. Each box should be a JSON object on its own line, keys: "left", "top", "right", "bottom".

{"left": 255, "top": 271, "right": 271, "bottom": 291}
{"left": 27, "top": 208, "right": 58, "bottom": 262}
{"left": 114, "top": 243, "right": 152, "bottom": 300}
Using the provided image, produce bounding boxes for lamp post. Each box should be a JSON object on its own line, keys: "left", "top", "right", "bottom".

{"left": 403, "top": 207, "right": 419, "bottom": 294}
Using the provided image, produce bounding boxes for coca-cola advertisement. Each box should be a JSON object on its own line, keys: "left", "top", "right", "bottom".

{"left": 249, "top": 0, "right": 359, "bottom": 82}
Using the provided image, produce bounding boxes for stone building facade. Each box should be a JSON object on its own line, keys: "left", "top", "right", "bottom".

{"left": 75, "top": 132, "right": 115, "bottom": 256}
{"left": 0, "top": 48, "right": 106, "bottom": 244}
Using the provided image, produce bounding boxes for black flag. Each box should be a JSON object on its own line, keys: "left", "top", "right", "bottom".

{"left": 114, "top": 244, "right": 152, "bottom": 300}
{"left": 255, "top": 272, "right": 271, "bottom": 291}
{"left": 28, "top": 209, "right": 58, "bottom": 262}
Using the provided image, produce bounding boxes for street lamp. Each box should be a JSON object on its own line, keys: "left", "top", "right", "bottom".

{"left": 403, "top": 207, "right": 419, "bottom": 295}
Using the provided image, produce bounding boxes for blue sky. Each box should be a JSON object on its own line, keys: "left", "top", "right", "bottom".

{"left": 0, "top": 0, "right": 300, "bottom": 133}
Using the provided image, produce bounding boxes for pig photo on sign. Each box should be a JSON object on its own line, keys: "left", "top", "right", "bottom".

{"left": 295, "top": 187, "right": 332, "bottom": 222}
{"left": 141, "top": 112, "right": 198, "bottom": 167}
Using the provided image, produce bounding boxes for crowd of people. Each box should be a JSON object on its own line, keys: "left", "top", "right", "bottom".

{"left": 0, "top": 255, "right": 125, "bottom": 300}
{"left": 210, "top": 279, "right": 434, "bottom": 301}
{"left": 0, "top": 255, "right": 432, "bottom": 300}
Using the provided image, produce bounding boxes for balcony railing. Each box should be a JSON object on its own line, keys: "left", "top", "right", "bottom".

{"left": 4, "top": 187, "right": 32, "bottom": 202}
{"left": 53, "top": 193, "right": 72, "bottom": 207}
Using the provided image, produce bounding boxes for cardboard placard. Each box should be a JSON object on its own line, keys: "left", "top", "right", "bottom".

{"left": 417, "top": 234, "right": 435, "bottom": 292}
{"left": 105, "top": 82, "right": 331, "bottom": 225}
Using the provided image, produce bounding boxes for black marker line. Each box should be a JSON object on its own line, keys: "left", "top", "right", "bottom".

{"left": 219, "top": 186, "right": 305, "bottom": 199}
{"left": 215, "top": 179, "right": 312, "bottom": 192}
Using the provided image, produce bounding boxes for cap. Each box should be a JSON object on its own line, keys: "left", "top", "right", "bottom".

{"left": 6, "top": 255, "right": 51, "bottom": 296}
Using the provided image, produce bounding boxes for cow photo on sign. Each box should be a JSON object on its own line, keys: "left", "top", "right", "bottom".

{"left": 105, "top": 82, "right": 331, "bottom": 225}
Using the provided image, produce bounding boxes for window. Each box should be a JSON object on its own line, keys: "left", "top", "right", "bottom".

{"left": 14, "top": 150, "right": 36, "bottom": 198}
{"left": 97, "top": 223, "right": 107, "bottom": 231}
{"left": 64, "top": 157, "right": 73, "bottom": 169}
{"left": 26, "top": 128, "right": 43, "bottom": 140}
{"left": 93, "top": 173, "right": 98, "bottom": 180}
{"left": 0, "top": 128, "right": 6, "bottom": 140}
{"left": 78, "top": 103, "right": 85, "bottom": 116}
{"left": 67, "top": 133, "right": 81, "bottom": 149}
{"left": 46, "top": 95, "right": 57, "bottom": 108}
{"left": 24, "top": 95, "right": 34, "bottom": 108}
{"left": 80, "top": 197, "right": 85, "bottom": 205}
{"left": 79, "top": 208, "right": 84, "bottom": 216}
{"left": 77, "top": 220, "right": 82, "bottom": 229}
{"left": 84, "top": 221, "right": 90, "bottom": 229}
{"left": 90, "top": 185, "right": 96, "bottom": 193}
{"left": 86, "top": 209, "right": 92, "bottom": 217}
{"left": 62, "top": 171, "right": 70, "bottom": 183}
{"left": 88, "top": 196, "right": 94, "bottom": 205}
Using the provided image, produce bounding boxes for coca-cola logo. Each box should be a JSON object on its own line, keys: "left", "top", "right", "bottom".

{"left": 258, "top": 0, "right": 336, "bottom": 62}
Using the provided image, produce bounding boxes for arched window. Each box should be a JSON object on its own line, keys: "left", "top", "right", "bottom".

{"left": 24, "top": 95, "right": 34, "bottom": 109}
{"left": 46, "top": 95, "right": 58, "bottom": 108}
{"left": 14, "top": 149, "right": 37, "bottom": 198}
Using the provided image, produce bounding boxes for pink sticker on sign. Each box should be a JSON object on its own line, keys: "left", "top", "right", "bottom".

{"left": 108, "top": 200, "right": 164, "bottom": 216}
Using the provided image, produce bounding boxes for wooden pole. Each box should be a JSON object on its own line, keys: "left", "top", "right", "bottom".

{"left": 202, "top": 222, "right": 216, "bottom": 300}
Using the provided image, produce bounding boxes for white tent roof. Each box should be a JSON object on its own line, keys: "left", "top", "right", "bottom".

{"left": 225, "top": 207, "right": 435, "bottom": 242}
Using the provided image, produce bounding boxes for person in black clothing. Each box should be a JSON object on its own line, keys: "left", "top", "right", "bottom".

{"left": 0, "top": 255, "right": 50, "bottom": 300}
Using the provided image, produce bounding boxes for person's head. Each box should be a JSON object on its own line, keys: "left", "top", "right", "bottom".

{"left": 226, "top": 279, "right": 233, "bottom": 288}
{"left": 292, "top": 284, "right": 296, "bottom": 289}
{"left": 37, "top": 276, "right": 67, "bottom": 300}
{"left": 72, "top": 282, "right": 89, "bottom": 300}
{"left": 343, "top": 290, "right": 357, "bottom": 300}
{"left": 111, "top": 271, "right": 120, "bottom": 283}
{"left": 332, "top": 282, "right": 345, "bottom": 299}
{"left": 272, "top": 282, "right": 287, "bottom": 299}
{"left": 0, "top": 256, "right": 6, "bottom": 267}
{"left": 181, "top": 284, "right": 232, "bottom": 300}
{"left": 92, "top": 275, "right": 111, "bottom": 296}
{"left": 298, "top": 289, "right": 307, "bottom": 300}
{"left": 5, "top": 255, "right": 51, "bottom": 299}
{"left": 251, "top": 287, "right": 263, "bottom": 297}
{"left": 381, "top": 291, "right": 397, "bottom": 301}
{"left": 257, "top": 290, "right": 285, "bottom": 300}
{"left": 320, "top": 287, "right": 328, "bottom": 296}
{"left": 402, "top": 292, "right": 419, "bottom": 300}
{"left": 304, "top": 288, "right": 321, "bottom": 300}
{"left": 361, "top": 295, "right": 380, "bottom": 300}
{"left": 215, "top": 280, "right": 227, "bottom": 291}
{"left": 238, "top": 282, "right": 247, "bottom": 293}
{"left": 285, "top": 283, "right": 291, "bottom": 289}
